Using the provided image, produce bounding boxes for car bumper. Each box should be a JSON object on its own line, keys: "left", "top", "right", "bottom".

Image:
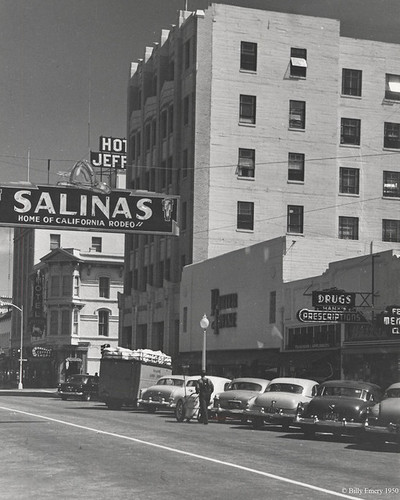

{"left": 58, "top": 390, "right": 84, "bottom": 398}
{"left": 213, "top": 407, "right": 245, "bottom": 417}
{"left": 138, "top": 399, "right": 175, "bottom": 410}
{"left": 245, "top": 408, "right": 295, "bottom": 423}
{"left": 296, "top": 415, "right": 364, "bottom": 431}
{"left": 365, "top": 421, "right": 400, "bottom": 437}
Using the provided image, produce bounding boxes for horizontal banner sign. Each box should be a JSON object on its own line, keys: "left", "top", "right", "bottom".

{"left": 297, "top": 308, "right": 367, "bottom": 323}
{"left": 0, "top": 183, "right": 179, "bottom": 235}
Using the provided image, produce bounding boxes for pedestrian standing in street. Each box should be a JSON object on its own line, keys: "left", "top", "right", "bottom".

{"left": 196, "top": 371, "right": 214, "bottom": 425}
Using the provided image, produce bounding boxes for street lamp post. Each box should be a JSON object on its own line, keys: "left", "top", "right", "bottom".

{"left": 200, "top": 314, "right": 209, "bottom": 372}
{"left": 0, "top": 301, "right": 24, "bottom": 389}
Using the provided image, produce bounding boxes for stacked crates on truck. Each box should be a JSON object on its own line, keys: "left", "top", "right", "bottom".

{"left": 98, "top": 347, "right": 172, "bottom": 410}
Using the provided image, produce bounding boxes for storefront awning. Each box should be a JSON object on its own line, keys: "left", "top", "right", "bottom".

{"left": 65, "top": 357, "right": 83, "bottom": 363}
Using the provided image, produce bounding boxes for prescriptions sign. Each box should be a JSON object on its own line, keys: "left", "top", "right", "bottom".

{"left": 0, "top": 183, "right": 179, "bottom": 235}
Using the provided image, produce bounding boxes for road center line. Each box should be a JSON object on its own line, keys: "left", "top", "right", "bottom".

{"left": 0, "top": 405, "right": 364, "bottom": 500}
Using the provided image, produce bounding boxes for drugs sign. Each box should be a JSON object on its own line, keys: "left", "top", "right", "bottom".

{"left": 312, "top": 290, "right": 355, "bottom": 308}
{"left": 0, "top": 183, "right": 179, "bottom": 235}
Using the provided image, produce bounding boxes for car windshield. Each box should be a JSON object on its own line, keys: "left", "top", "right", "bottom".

{"left": 156, "top": 378, "right": 184, "bottom": 387}
{"left": 66, "top": 375, "right": 88, "bottom": 384}
{"left": 228, "top": 382, "right": 262, "bottom": 391}
{"left": 266, "top": 383, "right": 303, "bottom": 394}
{"left": 386, "top": 388, "right": 400, "bottom": 398}
{"left": 320, "top": 386, "right": 365, "bottom": 399}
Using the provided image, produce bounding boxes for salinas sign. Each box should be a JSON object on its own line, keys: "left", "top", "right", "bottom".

{"left": 0, "top": 183, "right": 179, "bottom": 235}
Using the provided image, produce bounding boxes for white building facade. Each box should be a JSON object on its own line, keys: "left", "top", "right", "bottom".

{"left": 121, "top": 4, "right": 400, "bottom": 368}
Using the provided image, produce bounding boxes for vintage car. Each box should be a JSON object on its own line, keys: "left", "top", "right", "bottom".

{"left": 175, "top": 376, "right": 231, "bottom": 422}
{"left": 138, "top": 375, "right": 200, "bottom": 413}
{"left": 57, "top": 374, "right": 99, "bottom": 401}
{"left": 244, "top": 377, "right": 319, "bottom": 430}
{"left": 212, "top": 377, "right": 270, "bottom": 422}
{"left": 364, "top": 382, "right": 400, "bottom": 445}
{"left": 296, "top": 379, "right": 383, "bottom": 439}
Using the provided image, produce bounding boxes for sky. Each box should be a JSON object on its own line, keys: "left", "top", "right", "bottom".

{"left": 0, "top": 0, "right": 399, "bottom": 296}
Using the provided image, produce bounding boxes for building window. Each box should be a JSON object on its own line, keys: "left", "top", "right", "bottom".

{"left": 73, "top": 309, "right": 79, "bottom": 335}
{"left": 182, "top": 201, "right": 187, "bottom": 231}
{"left": 287, "top": 205, "right": 304, "bottom": 234}
{"left": 342, "top": 69, "right": 362, "bottom": 96}
{"left": 62, "top": 275, "right": 72, "bottom": 296}
{"left": 99, "top": 277, "right": 110, "bottom": 298}
{"left": 240, "top": 41, "right": 257, "bottom": 71}
{"left": 184, "top": 39, "right": 191, "bottom": 69}
{"left": 383, "top": 171, "right": 400, "bottom": 197}
{"left": 73, "top": 275, "right": 79, "bottom": 296}
{"left": 50, "top": 310, "right": 59, "bottom": 335}
{"left": 383, "top": 220, "right": 400, "bottom": 242}
{"left": 161, "top": 110, "right": 168, "bottom": 138}
{"left": 50, "top": 234, "right": 60, "bottom": 250}
{"left": 288, "top": 153, "right": 305, "bottom": 182}
{"left": 290, "top": 48, "right": 307, "bottom": 78}
{"left": 289, "top": 100, "right": 305, "bottom": 129}
{"left": 145, "top": 123, "right": 151, "bottom": 151}
{"left": 239, "top": 95, "right": 256, "bottom": 124}
{"left": 269, "top": 291, "right": 276, "bottom": 324}
{"left": 183, "top": 306, "right": 188, "bottom": 333}
{"left": 340, "top": 118, "right": 361, "bottom": 145}
{"left": 385, "top": 74, "right": 400, "bottom": 101}
{"left": 168, "top": 105, "right": 174, "bottom": 134}
{"left": 91, "top": 237, "right": 102, "bottom": 252}
{"left": 384, "top": 122, "right": 400, "bottom": 149}
{"left": 183, "top": 96, "right": 189, "bottom": 126}
{"left": 61, "top": 310, "right": 70, "bottom": 336}
{"left": 50, "top": 275, "right": 60, "bottom": 297}
{"left": 98, "top": 310, "right": 109, "bottom": 337}
{"left": 237, "top": 201, "right": 254, "bottom": 231}
{"left": 238, "top": 148, "right": 255, "bottom": 178}
{"left": 182, "top": 149, "right": 188, "bottom": 178}
{"left": 339, "top": 216, "right": 359, "bottom": 239}
{"left": 339, "top": 167, "right": 359, "bottom": 194}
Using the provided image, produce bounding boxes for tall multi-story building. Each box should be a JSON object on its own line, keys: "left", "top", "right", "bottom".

{"left": 121, "top": 4, "right": 400, "bottom": 366}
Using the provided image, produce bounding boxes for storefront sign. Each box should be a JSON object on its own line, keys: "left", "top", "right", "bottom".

{"left": 90, "top": 136, "right": 127, "bottom": 170}
{"left": 297, "top": 308, "right": 367, "bottom": 323}
{"left": 382, "top": 306, "right": 400, "bottom": 334}
{"left": 31, "top": 346, "right": 53, "bottom": 358}
{"left": 0, "top": 183, "right": 179, "bottom": 235}
{"left": 210, "top": 289, "right": 238, "bottom": 333}
{"left": 312, "top": 290, "right": 355, "bottom": 309}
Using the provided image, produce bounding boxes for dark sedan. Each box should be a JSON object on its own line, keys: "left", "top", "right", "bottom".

{"left": 295, "top": 379, "right": 382, "bottom": 439}
{"left": 364, "top": 382, "right": 400, "bottom": 445}
{"left": 58, "top": 374, "right": 99, "bottom": 401}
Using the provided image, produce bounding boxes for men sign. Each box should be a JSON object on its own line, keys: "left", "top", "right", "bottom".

{"left": 0, "top": 183, "right": 179, "bottom": 235}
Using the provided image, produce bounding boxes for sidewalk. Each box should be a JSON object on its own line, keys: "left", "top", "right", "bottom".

{"left": 0, "top": 388, "right": 58, "bottom": 397}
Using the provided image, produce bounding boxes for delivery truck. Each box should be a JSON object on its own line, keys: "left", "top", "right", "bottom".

{"left": 98, "top": 347, "right": 172, "bottom": 410}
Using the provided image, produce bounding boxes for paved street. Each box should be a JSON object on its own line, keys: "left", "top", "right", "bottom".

{"left": 0, "top": 390, "right": 398, "bottom": 500}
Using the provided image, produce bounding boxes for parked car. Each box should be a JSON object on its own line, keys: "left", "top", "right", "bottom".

{"left": 364, "top": 382, "right": 400, "bottom": 445}
{"left": 296, "top": 379, "right": 383, "bottom": 439}
{"left": 244, "top": 377, "right": 319, "bottom": 430}
{"left": 58, "top": 374, "right": 99, "bottom": 401}
{"left": 138, "top": 375, "right": 199, "bottom": 413}
{"left": 175, "top": 376, "right": 231, "bottom": 422}
{"left": 212, "top": 377, "right": 270, "bottom": 422}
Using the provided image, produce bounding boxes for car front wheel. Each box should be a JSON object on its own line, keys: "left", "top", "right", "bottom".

{"left": 175, "top": 400, "right": 185, "bottom": 422}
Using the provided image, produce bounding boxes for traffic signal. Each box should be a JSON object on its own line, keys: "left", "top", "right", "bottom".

{"left": 101, "top": 344, "right": 110, "bottom": 357}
